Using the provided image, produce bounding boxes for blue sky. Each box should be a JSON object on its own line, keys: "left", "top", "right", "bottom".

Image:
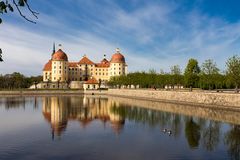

{"left": 1, "top": 0, "right": 240, "bottom": 76}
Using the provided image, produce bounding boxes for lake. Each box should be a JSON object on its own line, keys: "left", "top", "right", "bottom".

{"left": 0, "top": 95, "right": 239, "bottom": 160}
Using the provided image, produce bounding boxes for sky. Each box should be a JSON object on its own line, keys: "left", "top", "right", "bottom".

{"left": 1, "top": 0, "right": 240, "bottom": 76}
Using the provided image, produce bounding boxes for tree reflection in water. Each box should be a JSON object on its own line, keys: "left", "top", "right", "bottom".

{"left": 185, "top": 117, "right": 201, "bottom": 149}
{"left": 224, "top": 125, "right": 240, "bottom": 160}
{"left": 202, "top": 121, "right": 220, "bottom": 151}
{"left": 0, "top": 97, "right": 26, "bottom": 109}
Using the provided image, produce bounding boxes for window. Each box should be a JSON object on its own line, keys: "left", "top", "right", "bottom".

{"left": 59, "top": 71, "right": 61, "bottom": 74}
{"left": 119, "top": 68, "right": 121, "bottom": 70}
{"left": 54, "top": 77, "right": 56, "bottom": 80}
{"left": 59, "top": 66, "right": 61, "bottom": 69}
{"left": 119, "top": 72, "right": 121, "bottom": 74}
{"left": 54, "top": 66, "right": 56, "bottom": 69}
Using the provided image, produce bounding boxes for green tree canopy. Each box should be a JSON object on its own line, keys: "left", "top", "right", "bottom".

{"left": 226, "top": 55, "right": 240, "bottom": 90}
{"left": 200, "top": 59, "right": 220, "bottom": 90}
{"left": 184, "top": 58, "right": 200, "bottom": 90}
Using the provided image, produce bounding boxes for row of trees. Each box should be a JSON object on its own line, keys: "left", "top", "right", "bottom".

{"left": 109, "top": 55, "right": 240, "bottom": 91}
{"left": 0, "top": 72, "right": 42, "bottom": 89}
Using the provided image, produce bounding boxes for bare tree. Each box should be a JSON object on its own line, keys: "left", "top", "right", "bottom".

{"left": 0, "top": 0, "right": 39, "bottom": 24}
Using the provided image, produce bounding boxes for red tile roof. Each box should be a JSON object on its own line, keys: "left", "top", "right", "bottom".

{"left": 52, "top": 49, "right": 68, "bottom": 61}
{"left": 95, "top": 58, "right": 110, "bottom": 67}
{"left": 85, "top": 77, "right": 98, "bottom": 84}
{"left": 110, "top": 53, "right": 125, "bottom": 63}
{"left": 43, "top": 60, "right": 52, "bottom": 71}
{"left": 68, "top": 62, "right": 78, "bottom": 67}
{"left": 79, "top": 56, "right": 94, "bottom": 65}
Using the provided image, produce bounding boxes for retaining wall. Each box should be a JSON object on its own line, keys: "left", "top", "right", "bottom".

{"left": 107, "top": 89, "right": 240, "bottom": 107}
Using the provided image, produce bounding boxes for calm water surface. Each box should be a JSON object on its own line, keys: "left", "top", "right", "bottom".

{"left": 0, "top": 95, "right": 239, "bottom": 160}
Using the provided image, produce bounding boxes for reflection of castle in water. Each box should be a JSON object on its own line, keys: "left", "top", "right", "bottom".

{"left": 42, "top": 96, "right": 125, "bottom": 137}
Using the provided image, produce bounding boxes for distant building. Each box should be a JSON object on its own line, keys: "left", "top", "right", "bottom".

{"left": 41, "top": 44, "right": 127, "bottom": 89}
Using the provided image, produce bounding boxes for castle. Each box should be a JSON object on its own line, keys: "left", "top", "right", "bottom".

{"left": 41, "top": 44, "right": 127, "bottom": 89}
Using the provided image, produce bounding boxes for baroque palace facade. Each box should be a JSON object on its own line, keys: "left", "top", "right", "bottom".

{"left": 41, "top": 45, "right": 127, "bottom": 89}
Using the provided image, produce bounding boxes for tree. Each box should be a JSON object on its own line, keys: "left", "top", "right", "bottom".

{"left": 0, "top": 0, "right": 39, "bottom": 62}
{"left": 0, "top": 72, "right": 42, "bottom": 89}
{"left": 98, "top": 78, "right": 102, "bottom": 90}
{"left": 184, "top": 59, "right": 200, "bottom": 91}
{"left": 226, "top": 55, "right": 240, "bottom": 92}
{"left": 0, "top": 0, "right": 38, "bottom": 24}
{"left": 200, "top": 59, "right": 220, "bottom": 90}
{"left": 170, "top": 65, "right": 183, "bottom": 89}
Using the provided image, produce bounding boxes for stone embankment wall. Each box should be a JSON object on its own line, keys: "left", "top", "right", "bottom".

{"left": 1, "top": 89, "right": 239, "bottom": 108}
{"left": 107, "top": 89, "right": 240, "bottom": 107}
{"left": 104, "top": 96, "right": 240, "bottom": 125}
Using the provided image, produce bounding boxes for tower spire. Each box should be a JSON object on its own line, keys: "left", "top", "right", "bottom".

{"left": 52, "top": 42, "right": 56, "bottom": 56}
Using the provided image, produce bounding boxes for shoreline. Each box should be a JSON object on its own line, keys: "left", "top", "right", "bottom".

{"left": 0, "top": 90, "right": 84, "bottom": 95}
{"left": 1, "top": 89, "right": 240, "bottom": 109}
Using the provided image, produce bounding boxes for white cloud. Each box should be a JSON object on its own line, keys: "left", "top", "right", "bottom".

{"left": 1, "top": 1, "right": 240, "bottom": 76}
